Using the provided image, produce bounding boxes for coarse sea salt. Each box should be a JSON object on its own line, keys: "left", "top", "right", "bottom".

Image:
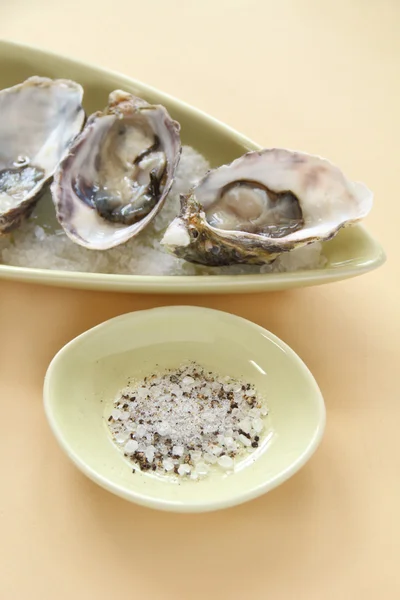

{"left": 106, "top": 361, "right": 270, "bottom": 479}
{"left": 124, "top": 440, "right": 139, "bottom": 453}
{"left": 0, "top": 146, "right": 327, "bottom": 277}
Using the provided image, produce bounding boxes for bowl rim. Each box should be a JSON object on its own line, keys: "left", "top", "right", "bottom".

{"left": 43, "top": 306, "right": 326, "bottom": 512}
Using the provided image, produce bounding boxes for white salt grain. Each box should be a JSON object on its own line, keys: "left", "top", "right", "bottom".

{"left": 239, "top": 434, "right": 252, "bottom": 447}
{"left": 190, "top": 451, "right": 202, "bottom": 462}
{"left": 217, "top": 455, "right": 234, "bottom": 469}
{"left": 163, "top": 458, "right": 174, "bottom": 471}
{"left": 34, "top": 225, "right": 46, "bottom": 241}
{"left": 115, "top": 432, "right": 130, "bottom": 444}
{"left": 157, "top": 422, "right": 171, "bottom": 436}
{"left": 178, "top": 464, "right": 191, "bottom": 476}
{"left": 239, "top": 419, "right": 251, "bottom": 434}
{"left": 124, "top": 440, "right": 139, "bottom": 453}
{"left": 204, "top": 453, "right": 218, "bottom": 464}
{"left": 172, "top": 445, "right": 184, "bottom": 457}
{"left": 145, "top": 446, "right": 155, "bottom": 463}
{"left": 252, "top": 418, "right": 264, "bottom": 433}
{"left": 210, "top": 445, "right": 223, "bottom": 456}
{"left": 136, "top": 425, "right": 147, "bottom": 437}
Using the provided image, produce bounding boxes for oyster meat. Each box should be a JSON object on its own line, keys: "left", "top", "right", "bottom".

{"left": 161, "top": 148, "right": 373, "bottom": 266}
{"left": 52, "top": 90, "right": 181, "bottom": 250}
{"left": 0, "top": 76, "right": 85, "bottom": 233}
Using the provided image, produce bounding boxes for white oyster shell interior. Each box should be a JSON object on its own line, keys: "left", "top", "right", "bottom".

{"left": 0, "top": 76, "right": 84, "bottom": 216}
{"left": 52, "top": 91, "right": 181, "bottom": 250}
{"left": 196, "top": 149, "right": 373, "bottom": 243}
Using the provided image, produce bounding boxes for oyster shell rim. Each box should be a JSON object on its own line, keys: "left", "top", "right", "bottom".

{"left": 0, "top": 75, "right": 85, "bottom": 233}
{"left": 161, "top": 147, "right": 374, "bottom": 266}
{"left": 51, "top": 90, "right": 182, "bottom": 251}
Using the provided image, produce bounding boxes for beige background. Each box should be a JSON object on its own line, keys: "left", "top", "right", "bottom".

{"left": 0, "top": 0, "right": 399, "bottom": 598}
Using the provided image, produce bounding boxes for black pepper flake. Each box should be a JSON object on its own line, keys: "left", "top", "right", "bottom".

{"left": 251, "top": 441, "right": 259, "bottom": 448}
{"left": 238, "top": 428, "right": 251, "bottom": 439}
{"left": 108, "top": 416, "right": 113, "bottom": 422}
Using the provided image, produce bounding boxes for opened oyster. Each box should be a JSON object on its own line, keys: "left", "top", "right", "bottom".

{"left": 0, "top": 76, "right": 84, "bottom": 233}
{"left": 161, "top": 148, "right": 373, "bottom": 266}
{"left": 52, "top": 90, "right": 181, "bottom": 250}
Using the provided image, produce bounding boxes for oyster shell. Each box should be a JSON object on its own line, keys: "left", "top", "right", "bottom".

{"left": 0, "top": 76, "right": 84, "bottom": 233}
{"left": 52, "top": 90, "right": 181, "bottom": 250}
{"left": 161, "top": 148, "right": 373, "bottom": 266}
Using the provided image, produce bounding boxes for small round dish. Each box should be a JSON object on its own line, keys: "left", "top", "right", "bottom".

{"left": 43, "top": 306, "right": 325, "bottom": 513}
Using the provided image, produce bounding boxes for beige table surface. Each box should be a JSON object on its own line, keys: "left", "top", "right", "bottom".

{"left": 0, "top": 1, "right": 399, "bottom": 598}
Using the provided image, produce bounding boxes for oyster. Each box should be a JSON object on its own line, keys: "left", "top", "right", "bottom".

{"left": 52, "top": 90, "right": 181, "bottom": 250}
{"left": 0, "top": 76, "right": 84, "bottom": 233}
{"left": 161, "top": 148, "right": 373, "bottom": 266}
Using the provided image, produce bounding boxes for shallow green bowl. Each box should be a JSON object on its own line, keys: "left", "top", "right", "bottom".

{"left": 43, "top": 306, "right": 326, "bottom": 512}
